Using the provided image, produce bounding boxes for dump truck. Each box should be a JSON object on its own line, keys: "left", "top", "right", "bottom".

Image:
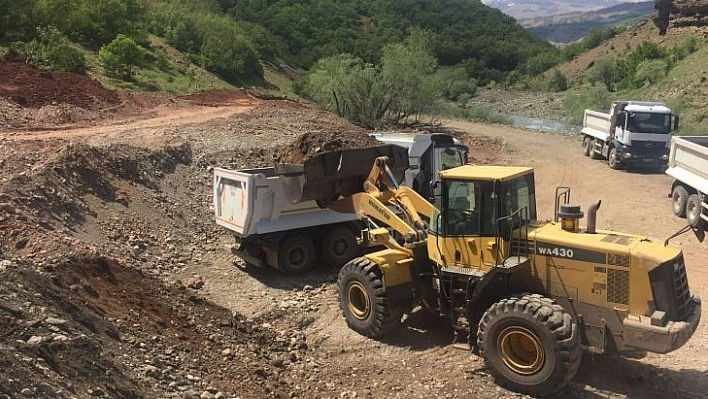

{"left": 667, "top": 135, "right": 708, "bottom": 238}
{"left": 288, "top": 147, "right": 700, "bottom": 396}
{"left": 581, "top": 101, "right": 679, "bottom": 169}
{"left": 213, "top": 133, "right": 468, "bottom": 274}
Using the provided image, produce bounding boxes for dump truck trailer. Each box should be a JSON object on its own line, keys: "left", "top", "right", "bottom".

{"left": 213, "top": 133, "right": 468, "bottom": 274}
{"left": 667, "top": 135, "right": 708, "bottom": 236}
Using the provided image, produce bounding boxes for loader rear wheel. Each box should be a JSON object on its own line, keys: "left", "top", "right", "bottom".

{"left": 477, "top": 293, "right": 581, "bottom": 397}
{"left": 582, "top": 137, "right": 592, "bottom": 157}
{"left": 672, "top": 185, "right": 689, "bottom": 218}
{"left": 319, "top": 226, "right": 359, "bottom": 269}
{"left": 686, "top": 194, "right": 704, "bottom": 228}
{"left": 338, "top": 257, "right": 402, "bottom": 338}
{"left": 277, "top": 235, "right": 316, "bottom": 275}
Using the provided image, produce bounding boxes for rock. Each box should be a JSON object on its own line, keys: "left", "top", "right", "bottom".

{"left": 200, "top": 391, "right": 215, "bottom": 399}
{"left": 186, "top": 276, "right": 204, "bottom": 289}
{"left": 26, "top": 336, "right": 45, "bottom": 347}
{"left": 45, "top": 317, "right": 68, "bottom": 326}
{"left": 144, "top": 364, "right": 159, "bottom": 377}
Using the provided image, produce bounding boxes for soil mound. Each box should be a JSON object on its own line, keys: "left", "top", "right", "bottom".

{"left": 0, "top": 61, "right": 120, "bottom": 109}
{"left": 272, "top": 131, "right": 380, "bottom": 164}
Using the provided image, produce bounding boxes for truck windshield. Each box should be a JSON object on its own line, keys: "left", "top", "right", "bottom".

{"left": 626, "top": 112, "right": 671, "bottom": 134}
{"left": 436, "top": 145, "right": 467, "bottom": 171}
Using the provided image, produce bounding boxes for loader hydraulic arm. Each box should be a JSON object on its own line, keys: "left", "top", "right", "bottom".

{"left": 329, "top": 156, "right": 435, "bottom": 251}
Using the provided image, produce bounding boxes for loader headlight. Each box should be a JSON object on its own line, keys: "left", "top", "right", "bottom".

{"left": 624, "top": 152, "right": 633, "bottom": 159}
{"left": 661, "top": 154, "right": 669, "bottom": 160}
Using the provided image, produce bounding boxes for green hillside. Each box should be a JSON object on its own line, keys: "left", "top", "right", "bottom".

{"left": 0, "top": 0, "right": 555, "bottom": 91}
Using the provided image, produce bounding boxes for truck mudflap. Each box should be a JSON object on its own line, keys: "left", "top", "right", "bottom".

{"left": 622, "top": 296, "right": 701, "bottom": 354}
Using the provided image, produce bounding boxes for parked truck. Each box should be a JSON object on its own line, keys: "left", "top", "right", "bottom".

{"left": 581, "top": 101, "right": 679, "bottom": 169}
{"left": 213, "top": 133, "right": 468, "bottom": 274}
{"left": 667, "top": 136, "right": 708, "bottom": 237}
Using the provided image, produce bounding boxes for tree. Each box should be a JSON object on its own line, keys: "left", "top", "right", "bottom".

{"left": 301, "top": 30, "right": 442, "bottom": 128}
{"left": 548, "top": 70, "right": 568, "bottom": 92}
{"left": 9, "top": 26, "right": 86, "bottom": 74}
{"left": 99, "top": 34, "right": 142, "bottom": 79}
{"left": 635, "top": 59, "right": 668, "bottom": 85}
{"left": 592, "top": 57, "right": 620, "bottom": 92}
{"left": 380, "top": 29, "right": 439, "bottom": 124}
{"left": 199, "top": 22, "right": 262, "bottom": 83}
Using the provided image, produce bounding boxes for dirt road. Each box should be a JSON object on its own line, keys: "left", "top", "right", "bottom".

{"left": 1, "top": 92, "right": 706, "bottom": 398}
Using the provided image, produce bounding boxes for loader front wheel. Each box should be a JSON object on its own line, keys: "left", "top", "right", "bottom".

{"left": 477, "top": 294, "right": 581, "bottom": 397}
{"left": 338, "top": 257, "right": 402, "bottom": 338}
{"left": 277, "top": 235, "right": 316, "bottom": 275}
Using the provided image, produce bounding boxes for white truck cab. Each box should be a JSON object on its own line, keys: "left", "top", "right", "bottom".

{"left": 369, "top": 132, "right": 468, "bottom": 199}
{"left": 582, "top": 101, "right": 679, "bottom": 169}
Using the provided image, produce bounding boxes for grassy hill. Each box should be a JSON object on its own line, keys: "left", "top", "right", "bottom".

{"left": 550, "top": 21, "right": 708, "bottom": 134}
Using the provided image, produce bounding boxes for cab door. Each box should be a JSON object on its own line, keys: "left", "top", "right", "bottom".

{"left": 428, "top": 180, "right": 484, "bottom": 272}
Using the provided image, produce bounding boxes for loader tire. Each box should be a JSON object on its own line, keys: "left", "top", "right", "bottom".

{"left": 477, "top": 293, "right": 581, "bottom": 397}
{"left": 338, "top": 257, "right": 402, "bottom": 338}
{"left": 686, "top": 194, "right": 704, "bottom": 228}
{"left": 277, "top": 235, "right": 316, "bottom": 275}
{"left": 319, "top": 226, "right": 359, "bottom": 269}
{"left": 672, "top": 185, "right": 689, "bottom": 218}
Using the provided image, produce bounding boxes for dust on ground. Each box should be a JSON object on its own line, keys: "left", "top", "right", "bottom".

{"left": 0, "top": 60, "right": 706, "bottom": 399}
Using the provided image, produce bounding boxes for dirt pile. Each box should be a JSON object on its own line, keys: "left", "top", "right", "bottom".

{"left": 0, "top": 140, "right": 315, "bottom": 398}
{"left": 272, "top": 131, "right": 379, "bottom": 164}
{"left": 0, "top": 61, "right": 119, "bottom": 109}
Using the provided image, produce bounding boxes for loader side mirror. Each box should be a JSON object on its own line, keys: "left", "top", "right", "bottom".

{"left": 673, "top": 115, "right": 680, "bottom": 131}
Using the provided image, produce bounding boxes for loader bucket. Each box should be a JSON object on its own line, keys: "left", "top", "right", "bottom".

{"left": 275, "top": 145, "right": 409, "bottom": 207}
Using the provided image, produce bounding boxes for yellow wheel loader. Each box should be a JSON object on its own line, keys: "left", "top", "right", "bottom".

{"left": 285, "top": 146, "right": 701, "bottom": 397}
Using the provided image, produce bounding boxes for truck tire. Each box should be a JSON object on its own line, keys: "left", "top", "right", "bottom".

{"left": 338, "top": 257, "right": 402, "bottom": 338}
{"left": 686, "top": 194, "right": 704, "bottom": 228}
{"left": 319, "top": 226, "right": 359, "bottom": 269}
{"left": 608, "top": 147, "right": 620, "bottom": 169}
{"left": 589, "top": 139, "right": 602, "bottom": 160}
{"left": 582, "top": 137, "right": 592, "bottom": 157}
{"left": 277, "top": 235, "right": 316, "bottom": 275}
{"left": 672, "top": 185, "right": 689, "bottom": 218}
{"left": 477, "top": 293, "right": 581, "bottom": 397}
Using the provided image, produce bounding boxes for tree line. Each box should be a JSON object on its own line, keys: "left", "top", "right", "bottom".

{"left": 0, "top": 0, "right": 556, "bottom": 83}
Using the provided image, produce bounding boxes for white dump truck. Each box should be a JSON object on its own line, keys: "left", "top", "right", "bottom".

{"left": 581, "top": 101, "right": 680, "bottom": 169}
{"left": 667, "top": 136, "right": 708, "bottom": 237}
{"left": 213, "top": 133, "right": 468, "bottom": 274}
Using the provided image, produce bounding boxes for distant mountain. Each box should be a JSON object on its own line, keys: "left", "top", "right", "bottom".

{"left": 522, "top": 1, "right": 654, "bottom": 43}
{"left": 482, "top": 0, "right": 641, "bottom": 19}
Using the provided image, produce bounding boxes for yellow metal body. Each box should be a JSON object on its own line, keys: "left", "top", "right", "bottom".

{"left": 361, "top": 163, "right": 680, "bottom": 319}
{"left": 347, "top": 160, "right": 697, "bottom": 354}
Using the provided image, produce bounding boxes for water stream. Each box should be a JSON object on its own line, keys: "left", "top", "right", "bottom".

{"left": 509, "top": 113, "right": 581, "bottom": 135}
